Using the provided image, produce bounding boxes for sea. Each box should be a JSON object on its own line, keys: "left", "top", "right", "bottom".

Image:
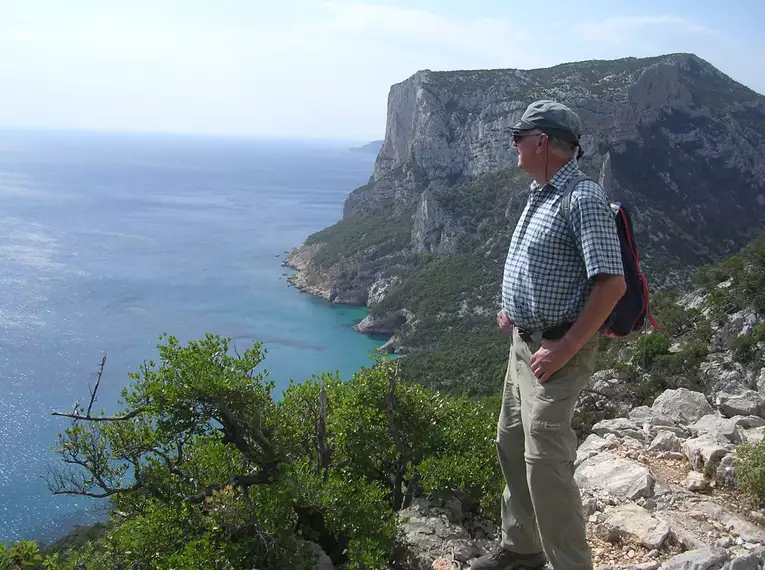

{"left": 0, "top": 129, "right": 385, "bottom": 543}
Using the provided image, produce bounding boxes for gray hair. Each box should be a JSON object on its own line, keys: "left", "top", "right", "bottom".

{"left": 548, "top": 136, "right": 577, "bottom": 159}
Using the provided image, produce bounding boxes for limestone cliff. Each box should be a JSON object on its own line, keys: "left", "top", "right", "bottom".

{"left": 285, "top": 53, "right": 765, "bottom": 363}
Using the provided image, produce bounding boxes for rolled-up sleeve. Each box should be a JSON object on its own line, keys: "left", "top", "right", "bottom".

{"left": 569, "top": 181, "right": 624, "bottom": 279}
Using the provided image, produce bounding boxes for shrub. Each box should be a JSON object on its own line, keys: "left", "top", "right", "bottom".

{"left": 735, "top": 440, "right": 765, "bottom": 504}
{"left": 12, "top": 335, "right": 505, "bottom": 569}
{"left": 731, "top": 334, "right": 758, "bottom": 363}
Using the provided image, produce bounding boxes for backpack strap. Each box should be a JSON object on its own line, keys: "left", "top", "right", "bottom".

{"left": 559, "top": 174, "right": 595, "bottom": 224}
{"left": 559, "top": 174, "right": 596, "bottom": 261}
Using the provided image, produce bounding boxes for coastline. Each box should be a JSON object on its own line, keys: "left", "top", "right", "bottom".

{"left": 281, "top": 247, "right": 403, "bottom": 353}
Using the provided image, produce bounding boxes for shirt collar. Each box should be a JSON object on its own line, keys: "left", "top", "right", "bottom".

{"left": 529, "top": 159, "right": 579, "bottom": 193}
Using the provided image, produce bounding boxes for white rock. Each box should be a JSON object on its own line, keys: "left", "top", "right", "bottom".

{"left": 630, "top": 406, "right": 655, "bottom": 422}
{"left": 576, "top": 433, "right": 617, "bottom": 468}
{"left": 593, "top": 418, "right": 646, "bottom": 441}
{"left": 717, "top": 390, "right": 764, "bottom": 419}
{"left": 648, "top": 431, "right": 682, "bottom": 452}
{"left": 685, "top": 471, "right": 708, "bottom": 492}
{"left": 575, "top": 453, "right": 654, "bottom": 500}
{"left": 742, "top": 426, "right": 765, "bottom": 443}
{"left": 723, "top": 554, "right": 760, "bottom": 569}
{"left": 658, "top": 546, "right": 728, "bottom": 569}
{"left": 598, "top": 503, "right": 671, "bottom": 549}
{"left": 689, "top": 414, "right": 744, "bottom": 443}
{"left": 652, "top": 388, "right": 714, "bottom": 425}
{"left": 695, "top": 501, "right": 765, "bottom": 544}
{"left": 683, "top": 435, "right": 730, "bottom": 472}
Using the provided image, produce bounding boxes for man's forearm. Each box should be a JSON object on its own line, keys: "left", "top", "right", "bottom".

{"left": 561, "top": 274, "right": 626, "bottom": 355}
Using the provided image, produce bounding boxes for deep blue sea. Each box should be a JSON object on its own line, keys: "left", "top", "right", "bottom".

{"left": 0, "top": 130, "right": 384, "bottom": 543}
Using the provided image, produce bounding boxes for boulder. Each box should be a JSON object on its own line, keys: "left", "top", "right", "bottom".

{"left": 597, "top": 503, "right": 671, "bottom": 549}
{"left": 658, "top": 546, "right": 729, "bottom": 569}
{"left": 722, "top": 554, "right": 761, "bottom": 570}
{"left": 717, "top": 390, "right": 764, "bottom": 419}
{"left": 630, "top": 406, "right": 656, "bottom": 422}
{"left": 682, "top": 435, "right": 730, "bottom": 472}
{"left": 654, "top": 511, "right": 717, "bottom": 551}
{"left": 575, "top": 453, "right": 654, "bottom": 500}
{"left": 576, "top": 433, "right": 618, "bottom": 467}
{"left": 689, "top": 415, "right": 744, "bottom": 443}
{"left": 393, "top": 499, "right": 491, "bottom": 570}
{"left": 652, "top": 389, "right": 714, "bottom": 426}
{"left": 742, "top": 426, "right": 765, "bottom": 444}
{"left": 593, "top": 418, "right": 646, "bottom": 441}
{"left": 684, "top": 471, "right": 708, "bottom": 492}
{"left": 648, "top": 431, "right": 682, "bottom": 453}
{"left": 703, "top": 366, "right": 748, "bottom": 399}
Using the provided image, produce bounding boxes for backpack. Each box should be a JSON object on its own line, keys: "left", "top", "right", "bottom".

{"left": 561, "top": 174, "right": 660, "bottom": 338}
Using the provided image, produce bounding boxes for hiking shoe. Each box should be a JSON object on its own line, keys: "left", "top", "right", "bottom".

{"left": 470, "top": 544, "right": 546, "bottom": 570}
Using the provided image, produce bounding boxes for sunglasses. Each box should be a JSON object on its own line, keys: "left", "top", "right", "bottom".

{"left": 511, "top": 131, "right": 542, "bottom": 145}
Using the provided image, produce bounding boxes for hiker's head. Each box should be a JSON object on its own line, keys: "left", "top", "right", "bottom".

{"left": 511, "top": 100, "right": 583, "bottom": 180}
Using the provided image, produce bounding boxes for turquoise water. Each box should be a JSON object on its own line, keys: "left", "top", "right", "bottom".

{"left": 0, "top": 130, "right": 385, "bottom": 542}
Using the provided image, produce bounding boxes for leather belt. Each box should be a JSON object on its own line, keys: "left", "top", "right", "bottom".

{"left": 517, "top": 321, "right": 573, "bottom": 344}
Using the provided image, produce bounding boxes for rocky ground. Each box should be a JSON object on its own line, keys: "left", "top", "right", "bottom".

{"left": 392, "top": 384, "right": 765, "bottom": 570}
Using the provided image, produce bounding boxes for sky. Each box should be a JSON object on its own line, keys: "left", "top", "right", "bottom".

{"left": 0, "top": 0, "right": 763, "bottom": 140}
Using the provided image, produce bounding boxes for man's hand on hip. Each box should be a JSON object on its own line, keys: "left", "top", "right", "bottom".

{"left": 531, "top": 339, "right": 576, "bottom": 383}
{"left": 497, "top": 310, "right": 514, "bottom": 337}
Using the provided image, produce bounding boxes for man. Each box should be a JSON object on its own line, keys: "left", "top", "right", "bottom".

{"left": 471, "top": 100, "right": 626, "bottom": 570}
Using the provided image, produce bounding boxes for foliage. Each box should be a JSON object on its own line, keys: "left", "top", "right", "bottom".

{"left": 397, "top": 318, "right": 508, "bottom": 397}
{"left": 731, "top": 334, "right": 759, "bottom": 364}
{"left": 632, "top": 332, "right": 671, "bottom": 369}
{"left": 0, "top": 540, "right": 66, "bottom": 570}
{"left": 11, "top": 334, "right": 504, "bottom": 569}
{"left": 41, "top": 523, "right": 108, "bottom": 561}
{"left": 304, "top": 209, "right": 412, "bottom": 269}
{"left": 372, "top": 254, "right": 498, "bottom": 320}
{"left": 736, "top": 440, "right": 765, "bottom": 504}
{"left": 696, "top": 231, "right": 765, "bottom": 315}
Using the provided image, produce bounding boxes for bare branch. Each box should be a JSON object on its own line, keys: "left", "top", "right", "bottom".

{"left": 52, "top": 407, "right": 145, "bottom": 422}
{"left": 52, "top": 487, "right": 133, "bottom": 499}
{"left": 86, "top": 351, "right": 107, "bottom": 417}
{"left": 46, "top": 464, "right": 138, "bottom": 499}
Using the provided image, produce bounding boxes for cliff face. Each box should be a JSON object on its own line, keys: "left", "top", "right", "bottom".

{"left": 352, "top": 54, "right": 765, "bottom": 252}
{"left": 285, "top": 53, "right": 765, "bottom": 355}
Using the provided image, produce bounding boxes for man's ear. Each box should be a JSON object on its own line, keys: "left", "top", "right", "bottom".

{"left": 536, "top": 134, "right": 547, "bottom": 153}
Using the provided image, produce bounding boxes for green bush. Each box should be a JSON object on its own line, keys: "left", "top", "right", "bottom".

{"left": 731, "top": 334, "right": 758, "bottom": 364}
{"left": 304, "top": 209, "right": 412, "bottom": 269}
{"left": 9, "top": 335, "right": 505, "bottom": 569}
{"left": 696, "top": 231, "right": 765, "bottom": 314}
{"left": 632, "top": 332, "right": 671, "bottom": 369}
{"left": 735, "top": 440, "right": 765, "bottom": 504}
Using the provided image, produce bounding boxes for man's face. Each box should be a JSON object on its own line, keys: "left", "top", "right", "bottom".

{"left": 512, "top": 130, "right": 544, "bottom": 171}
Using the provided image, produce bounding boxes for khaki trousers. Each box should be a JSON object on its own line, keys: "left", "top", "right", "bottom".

{"left": 497, "top": 327, "right": 598, "bottom": 570}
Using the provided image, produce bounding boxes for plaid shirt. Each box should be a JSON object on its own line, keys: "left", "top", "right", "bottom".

{"left": 501, "top": 159, "right": 624, "bottom": 332}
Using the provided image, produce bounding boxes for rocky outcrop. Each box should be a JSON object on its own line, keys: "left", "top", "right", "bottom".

{"left": 392, "top": 381, "right": 765, "bottom": 570}
{"left": 411, "top": 191, "right": 459, "bottom": 255}
{"left": 283, "top": 244, "right": 335, "bottom": 301}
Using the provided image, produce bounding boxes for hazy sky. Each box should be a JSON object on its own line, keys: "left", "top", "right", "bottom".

{"left": 0, "top": 0, "right": 762, "bottom": 140}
